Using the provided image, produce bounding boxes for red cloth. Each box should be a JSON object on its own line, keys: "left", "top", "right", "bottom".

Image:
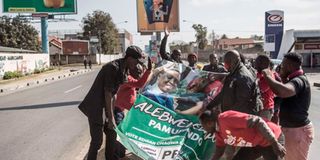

{"left": 115, "top": 70, "right": 151, "bottom": 111}
{"left": 288, "top": 69, "right": 304, "bottom": 79}
{"left": 215, "top": 111, "right": 282, "bottom": 147}
{"left": 257, "top": 71, "right": 274, "bottom": 110}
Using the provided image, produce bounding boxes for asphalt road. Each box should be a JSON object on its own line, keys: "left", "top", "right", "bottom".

{"left": 0, "top": 69, "right": 319, "bottom": 160}
{"left": 0, "top": 70, "right": 99, "bottom": 160}
{"left": 308, "top": 86, "right": 320, "bottom": 160}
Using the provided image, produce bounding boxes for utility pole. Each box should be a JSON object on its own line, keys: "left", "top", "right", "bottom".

{"left": 98, "top": 30, "right": 102, "bottom": 65}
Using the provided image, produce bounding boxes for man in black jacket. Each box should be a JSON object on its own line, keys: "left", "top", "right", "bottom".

{"left": 207, "top": 50, "right": 260, "bottom": 115}
{"left": 78, "top": 46, "right": 147, "bottom": 160}
{"left": 203, "top": 53, "right": 226, "bottom": 73}
{"left": 159, "top": 28, "right": 182, "bottom": 63}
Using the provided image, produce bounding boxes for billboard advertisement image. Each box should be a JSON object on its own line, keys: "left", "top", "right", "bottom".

{"left": 3, "top": 0, "right": 77, "bottom": 13}
{"left": 137, "top": 0, "right": 180, "bottom": 32}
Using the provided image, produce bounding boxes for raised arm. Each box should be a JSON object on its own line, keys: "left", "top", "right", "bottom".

{"left": 160, "top": 28, "right": 171, "bottom": 61}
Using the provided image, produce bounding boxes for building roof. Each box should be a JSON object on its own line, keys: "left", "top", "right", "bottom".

{"left": 49, "top": 36, "right": 62, "bottom": 49}
{"left": 294, "top": 30, "right": 320, "bottom": 38}
{"left": 218, "top": 38, "right": 255, "bottom": 45}
{"left": 0, "top": 46, "right": 37, "bottom": 53}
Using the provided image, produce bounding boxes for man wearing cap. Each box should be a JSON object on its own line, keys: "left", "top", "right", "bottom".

{"left": 160, "top": 28, "right": 182, "bottom": 63}
{"left": 78, "top": 45, "right": 147, "bottom": 160}
{"left": 187, "top": 53, "right": 200, "bottom": 69}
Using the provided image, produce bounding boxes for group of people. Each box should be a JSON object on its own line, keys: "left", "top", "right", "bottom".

{"left": 78, "top": 30, "right": 314, "bottom": 160}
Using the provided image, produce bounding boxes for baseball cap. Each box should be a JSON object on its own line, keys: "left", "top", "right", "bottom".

{"left": 188, "top": 53, "right": 198, "bottom": 58}
{"left": 125, "top": 45, "right": 147, "bottom": 65}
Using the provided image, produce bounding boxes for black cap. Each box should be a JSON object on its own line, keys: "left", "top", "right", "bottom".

{"left": 125, "top": 45, "right": 147, "bottom": 65}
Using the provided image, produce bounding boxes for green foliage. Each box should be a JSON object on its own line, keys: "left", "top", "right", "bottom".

{"left": 221, "top": 34, "right": 228, "bottom": 39}
{"left": 3, "top": 71, "right": 23, "bottom": 80}
{"left": 82, "top": 10, "right": 119, "bottom": 54}
{"left": 0, "top": 16, "right": 40, "bottom": 51}
{"left": 192, "top": 24, "right": 208, "bottom": 50}
{"left": 34, "top": 68, "right": 41, "bottom": 74}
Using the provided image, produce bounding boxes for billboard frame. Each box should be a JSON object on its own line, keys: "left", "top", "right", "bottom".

{"left": 136, "top": 0, "right": 180, "bottom": 33}
{"left": 2, "top": 0, "right": 78, "bottom": 14}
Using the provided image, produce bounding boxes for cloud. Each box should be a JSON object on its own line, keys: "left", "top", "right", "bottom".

{"left": 188, "top": 0, "right": 233, "bottom": 7}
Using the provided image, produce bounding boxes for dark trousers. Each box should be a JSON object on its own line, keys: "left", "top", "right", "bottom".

{"left": 87, "top": 108, "right": 125, "bottom": 160}
{"left": 232, "top": 133, "right": 285, "bottom": 160}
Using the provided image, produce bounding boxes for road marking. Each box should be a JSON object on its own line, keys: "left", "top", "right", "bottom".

{"left": 64, "top": 85, "right": 82, "bottom": 94}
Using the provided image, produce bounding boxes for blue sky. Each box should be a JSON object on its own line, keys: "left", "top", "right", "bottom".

{"left": 1, "top": 0, "right": 320, "bottom": 48}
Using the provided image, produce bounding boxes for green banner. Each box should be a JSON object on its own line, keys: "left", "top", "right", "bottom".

{"left": 116, "top": 94, "right": 216, "bottom": 160}
{"left": 3, "top": 0, "right": 77, "bottom": 13}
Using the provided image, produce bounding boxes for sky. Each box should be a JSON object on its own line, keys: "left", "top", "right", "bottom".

{"left": 1, "top": 0, "right": 320, "bottom": 49}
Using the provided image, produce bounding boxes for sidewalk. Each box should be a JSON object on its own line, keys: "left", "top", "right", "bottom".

{"left": 0, "top": 64, "right": 101, "bottom": 95}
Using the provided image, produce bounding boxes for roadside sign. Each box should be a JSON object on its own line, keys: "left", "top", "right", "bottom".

{"left": 2, "top": 0, "right": 77, "bottom": 14}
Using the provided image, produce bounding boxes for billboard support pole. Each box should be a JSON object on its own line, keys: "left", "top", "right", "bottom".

{"left": 41, "top": 17, "right": 49, "bottom": 54}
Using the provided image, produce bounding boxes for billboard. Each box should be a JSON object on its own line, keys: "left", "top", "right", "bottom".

{"left": 264, "top": 10, "right": 284, "bottom": 59}
{"left": 137, "top": 0, "right": 180, "bottom": 32}
{"left": 2, "top": 0, "right": 77, "bottom": 13}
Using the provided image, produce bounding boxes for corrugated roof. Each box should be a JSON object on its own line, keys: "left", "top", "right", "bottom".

{"left": 218, "top": 38, "right": 255, "bottom": 45}
{"left": 294, "top": 30, "right": 320, "bottom": 38}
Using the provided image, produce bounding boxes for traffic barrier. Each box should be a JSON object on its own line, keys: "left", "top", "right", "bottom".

{"left": 314, "top": 83, "right": 320, "bottom": 87}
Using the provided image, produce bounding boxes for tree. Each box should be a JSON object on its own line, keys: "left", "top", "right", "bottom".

{"left": 221, "top": 34, "right": 228, "bottom": 39}
{"left": 0, "top": 16, "right": 40, "bottom": 51}
{"left": 251, "top": 34, "right": 263, "bottom": 40}
{"left": 192, "top": 24, "right": 208, "bottom": 50}
{"left": 82, "top": 10, "right": 119, "bottom": 54}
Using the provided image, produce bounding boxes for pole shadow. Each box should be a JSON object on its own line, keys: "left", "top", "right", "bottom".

{"left": 0, "top": 101, "right": 81, "bottom": 111}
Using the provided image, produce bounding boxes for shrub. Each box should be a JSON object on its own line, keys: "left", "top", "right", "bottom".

{"left": 3, "top": 71, "right": 23, "bottom": 80}
{"left": 34, "top": 68, "right": 41, "bottom": 74}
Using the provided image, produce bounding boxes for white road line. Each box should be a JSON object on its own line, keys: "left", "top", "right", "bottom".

{"left": 64, "top": 85, "right": 82, "bottom": 94}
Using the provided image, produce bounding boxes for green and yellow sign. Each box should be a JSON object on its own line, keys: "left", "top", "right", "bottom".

{"left": 3, "top": 0, "right": 77, "bottom": 13}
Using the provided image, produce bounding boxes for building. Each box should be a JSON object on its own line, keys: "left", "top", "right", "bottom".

{"left": 215, "top": 38, "right": 256, "bottom": 51}
{"left": 49, "top": 36, "right": 62, "bottom": 55}
{"left": 118, "top": 29, "right": 133, "bottom": 55}
{"left": 62, "top": 40, "right": 89, "bottom": 55}
{"left": 279, "top": 29, "right": 320, "bottom": 67}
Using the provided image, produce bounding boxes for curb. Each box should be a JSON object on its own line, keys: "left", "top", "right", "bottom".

{"left": 314, "top": 83, "right": 320, "bottom": 87}
{"left": 0, "top": 69, "right": 93, "bottom": 94}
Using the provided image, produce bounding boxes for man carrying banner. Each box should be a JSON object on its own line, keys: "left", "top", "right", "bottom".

{"left": 200, "top": 109, "right": 286, "bottom": 160}
{"left": 78, "top": 46, "right": 147, "bottom": 160}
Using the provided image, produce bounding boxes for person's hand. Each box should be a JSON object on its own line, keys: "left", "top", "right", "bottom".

{"left": 147, "top": 57, "right": 152, "bottom": 70}
{"left": 271, "top": 141, "right": 286, "bottom": 158}
{"left": 164, "top": 27, "right": 170, "bottom": 37}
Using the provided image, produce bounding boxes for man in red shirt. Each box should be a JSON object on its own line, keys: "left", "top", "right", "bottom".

{"left": 255, "top": 55, "right": 275, "bottom": 120}
{"left": 200, "top": 109, "right": 286, "bottom": 160}
{"left": 115, "top": 58, "right": 152, "bottom": 112}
